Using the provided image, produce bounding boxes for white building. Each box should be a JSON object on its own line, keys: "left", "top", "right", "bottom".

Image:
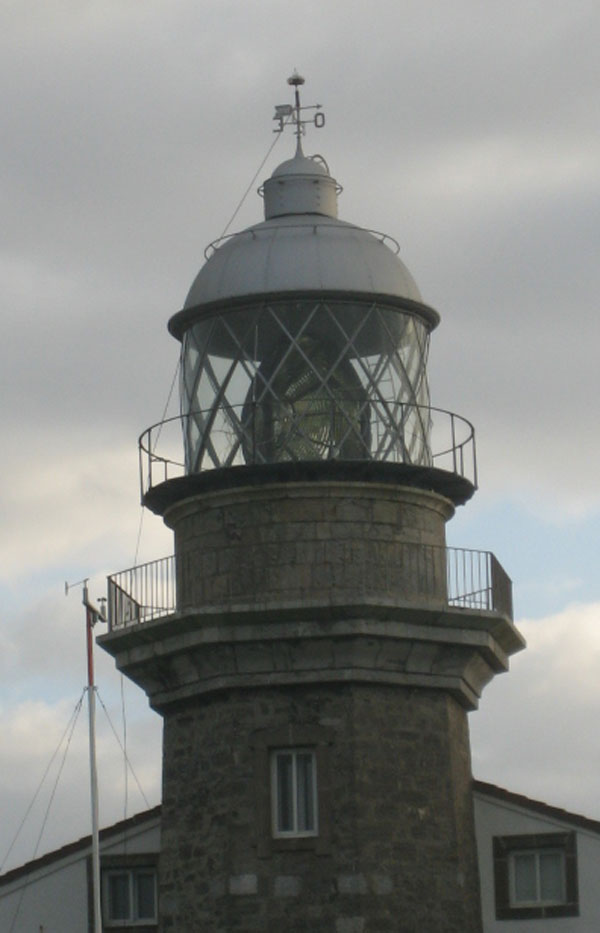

{"left": 0, "top": 807, "right": 160, "bottom": 932}
{"left": 2, "top": 783, "right": 600, "bottom": 931}
{"left": 474, "top": 781, "right": 600, "bottom": 931}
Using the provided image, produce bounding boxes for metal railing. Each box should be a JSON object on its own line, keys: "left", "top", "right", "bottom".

{"left": 138, "top": 404, "right": 476, "bottom": 500}
{"left": 107, "top": 555, "right": 176, "bottom": 629}
{"left": 203, "top": 221, "right": 401, "bottom": 260}
{"left": 446, "top": 547, "right": 513, "bottom": 619}
{"left": 106, "top": 546, "right": 512, "bottom": 630}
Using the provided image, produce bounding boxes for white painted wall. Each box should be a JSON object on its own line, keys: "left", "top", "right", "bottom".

{"left": 102, "top": 820, "right": 160, "bottom": 857}
{"left": 4, "top": 797, "right": 600, "bottom": 932}
{"left": 0, "top": 818, "right": 160, "bottom": 933}
{"left": 475, "top": 791, "right": 600, "bottom": 933}
{"left": 0, "top": 854, "right": 90, "bottom": 933}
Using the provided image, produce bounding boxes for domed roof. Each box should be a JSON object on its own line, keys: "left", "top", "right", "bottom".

{"left": 183, "top": 215, "right": 423, "bottom": 309}
{"left": 180, "top": 142, "right": 425, "bottom": 313}
{"left": 271, "top": 150, "right": 329, "bottom": 177}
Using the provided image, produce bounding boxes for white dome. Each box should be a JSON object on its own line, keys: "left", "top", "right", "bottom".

{"left": 184, "top": 215, "right": 422, "bottom": 309}
{"left": 271, "top": 152, "right": 329, "bottom": 177}
{"left": 182, "top": 147, "right": 424, "bottom": 310}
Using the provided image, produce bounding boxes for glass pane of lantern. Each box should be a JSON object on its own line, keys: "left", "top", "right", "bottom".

{"left": 180, "top": 299, "right": 432, "bottom": 474}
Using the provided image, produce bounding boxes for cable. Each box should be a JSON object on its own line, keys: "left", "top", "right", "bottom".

{"left": 218, "top": 122, "right": 287, "bottom": 241}
{"left": 132, "top": 508, "right": 145, "bottom": 569}
{"left": 97, "top": 692, "right": 151, "bottom": 809}
{"left": 133, "top": 355, "right": 180, "bottom": 567}
{"left": 0, "top": 692, "right": 85, "bottom": 873}
{"left": 30, "top": 700, "right": 82, "bottom": 859}
{"left": 8, "top": 694, "right": 84, "bottom": 932}
{"left": 120, "top": 675, "right": 129, "bottom": 826}
{"left": 152, "top": 356, "right": 180, "bottom": 452}
{"left": 131, "top": 123, "right": 289, "bottom": 566}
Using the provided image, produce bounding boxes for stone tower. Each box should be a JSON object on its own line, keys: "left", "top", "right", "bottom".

{"left": 100, "top": 75, "right": 524, "bottom": 932}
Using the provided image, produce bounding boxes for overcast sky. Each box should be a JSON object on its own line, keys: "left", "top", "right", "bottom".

{"left": 2, "top": 0, "right": 600, "bottom": 875}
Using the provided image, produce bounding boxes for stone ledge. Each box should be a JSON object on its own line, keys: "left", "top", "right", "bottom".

{"left": 99, "top": 598, "right": 524, "bottom": 656}
{"left": 145, "top": 461, "right": 474, "bottom": 516}
{"left": 148, "top": 668, "right": 483, "bottom": 711}
{"left": 100, "top": 608, "right": 521, "bottom": 712}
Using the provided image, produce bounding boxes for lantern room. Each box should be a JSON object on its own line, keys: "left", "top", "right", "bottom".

{"left": 141, "top": 73, "right": 476, "bottom": 512}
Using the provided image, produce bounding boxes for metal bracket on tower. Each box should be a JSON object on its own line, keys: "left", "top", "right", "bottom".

{"left": 273, "top": 71, "right": 325, "bottom": 136}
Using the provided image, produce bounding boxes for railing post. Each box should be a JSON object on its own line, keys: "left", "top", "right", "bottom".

{"left": 107, "top": 577, "right": 114, "bottom": 630}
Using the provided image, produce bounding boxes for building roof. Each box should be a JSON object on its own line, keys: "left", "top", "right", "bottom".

{"left": 473, "top": 779, "right": 600, "bottom": 836}
{"left": 4, "top": 783, "right": 600, "bottom": 888}
{"left": 0, "top": 805, "right": 161, "bottom": 889}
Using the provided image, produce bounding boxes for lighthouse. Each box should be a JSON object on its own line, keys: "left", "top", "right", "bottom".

{"left": 100, "top": 74, "right": 524, "bottom": 932}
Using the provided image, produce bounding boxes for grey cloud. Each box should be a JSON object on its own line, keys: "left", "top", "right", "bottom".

{"left": 2, "top": 0, "right": 600, "bottom": 871}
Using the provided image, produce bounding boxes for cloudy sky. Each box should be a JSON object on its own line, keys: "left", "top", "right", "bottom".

{"left": 2, "top": 0, "right": 600, "bottom": 874}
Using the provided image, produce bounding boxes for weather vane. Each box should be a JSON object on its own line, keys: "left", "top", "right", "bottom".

{"left": 273, "top": 71, "right": 325, "bottom": 138}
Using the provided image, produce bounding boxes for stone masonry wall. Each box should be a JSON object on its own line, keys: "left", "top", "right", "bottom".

{"left": 160, "top": 682, "right": 482, "bottom": 933}
{"left": 164, "top": 482, "right": 454, "bottom": 611}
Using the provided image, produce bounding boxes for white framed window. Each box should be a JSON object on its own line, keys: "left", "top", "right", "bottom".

{"left": 493, "top": 831, "right": 578, "bottom": 920}
{"left": 103, "top": 867, "right": 157, "bottom": 926}
{"left": 510, "top": 848, "right": 566, "bottom": 907}
{"left": 271, "top": 748, "right": 318, "bottom": 837}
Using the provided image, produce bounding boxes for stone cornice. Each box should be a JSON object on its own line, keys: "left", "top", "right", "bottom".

{"left": 99, "top": 602, "right": 523, "bottom": 713}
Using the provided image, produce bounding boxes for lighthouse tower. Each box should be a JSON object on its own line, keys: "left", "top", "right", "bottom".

{"left": 100, "top": 75, "right": 524, "bottom": 932}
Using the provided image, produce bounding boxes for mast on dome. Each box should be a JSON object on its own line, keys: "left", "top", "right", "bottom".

{"left": 272, "top": 70, "right": 326, "bottom": 150}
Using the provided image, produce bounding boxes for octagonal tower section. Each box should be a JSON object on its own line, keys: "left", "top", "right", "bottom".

{"left": 100, "top": 90, "right": 524, "bottom": 933}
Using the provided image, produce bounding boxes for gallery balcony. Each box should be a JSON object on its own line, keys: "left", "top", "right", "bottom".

{"left": 137, "top": 403, "right": 478, "bottom": 515}
{"left": 106, "top": 544, "right": 513, "bottom": 632}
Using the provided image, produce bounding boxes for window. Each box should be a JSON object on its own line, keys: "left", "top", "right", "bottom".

{"left": 250, "top": 724, "right": 333, "bottom": 856}
{"left": 103, "top": 866, "right": 158, "bottom": 927}
{"left": 493, "top": 832, "right": 578, "bottom": 920}
{"left": 511, "top": 848, "right": 564, "bottom": 906}
{"left": 271, "top": 748, "right": 317, "bottom": 837}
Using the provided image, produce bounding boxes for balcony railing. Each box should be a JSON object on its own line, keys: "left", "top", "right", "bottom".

{"left": 106, "top": 546, "right": 512, "bottom": 630}
{"left": 203, "top": 221, "right": 401, "bottom": 260}
{"left": 447, "top": 548, "right": 513, "bottom": 618}
{"left": 138, "top": 404, "right": 477, "bottom": 501}
{"left": 107, "top": 555, "right": 176, "bottom": 629}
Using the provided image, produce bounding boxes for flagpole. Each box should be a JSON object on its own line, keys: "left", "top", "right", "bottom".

{"left": 83, "top": 581, "right": 102, "bottom": 933}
